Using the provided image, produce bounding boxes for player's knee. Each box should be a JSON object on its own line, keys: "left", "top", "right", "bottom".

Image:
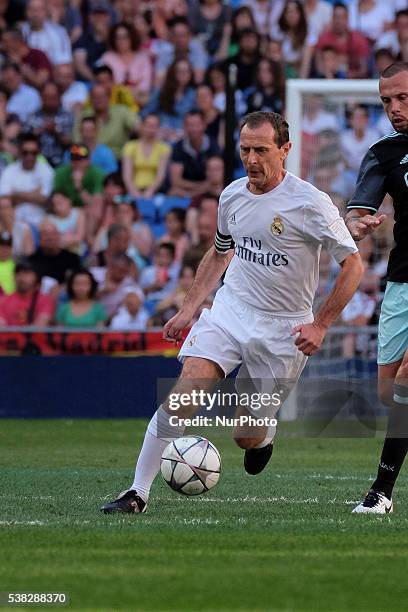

{"left": 233, "top": 436, "right": 264, "bottom": 449}
{"left": 396, "top": 361, "right": 408, "bottom": 385}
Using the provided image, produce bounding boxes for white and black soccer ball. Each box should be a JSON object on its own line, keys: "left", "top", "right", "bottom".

{"left": 160, "top": 436, "right": 221, "bottom": 496}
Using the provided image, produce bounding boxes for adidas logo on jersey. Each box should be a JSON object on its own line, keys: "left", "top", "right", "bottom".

{"left": 229, "top": 214, "right": 236, "bottom": 225}
{"left": 400, "top": 154, "right": 408, "bottom": 165}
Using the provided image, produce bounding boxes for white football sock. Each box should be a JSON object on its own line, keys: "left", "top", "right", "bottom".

{"left": 253, "top": 422, "right": 276, "bottom": 449}
{"left": 131, "top": 405, "right": 185, "bottom": 502}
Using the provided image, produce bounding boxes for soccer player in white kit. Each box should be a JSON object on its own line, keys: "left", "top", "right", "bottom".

{"left": 102, "top": 112, "right": 364, "bottom": 514}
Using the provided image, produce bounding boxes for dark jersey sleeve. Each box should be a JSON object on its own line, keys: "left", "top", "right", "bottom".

{"left": 347, "top": 149, "right": 387, "bottom": 213}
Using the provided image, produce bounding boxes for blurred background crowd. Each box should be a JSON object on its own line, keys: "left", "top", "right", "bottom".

{"left": 0, "top": 0, "right": 402, "bottom": 342}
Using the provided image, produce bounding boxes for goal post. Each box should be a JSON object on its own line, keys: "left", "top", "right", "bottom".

{"left": 286, "top": 79, "right": 380, "bottom": 178}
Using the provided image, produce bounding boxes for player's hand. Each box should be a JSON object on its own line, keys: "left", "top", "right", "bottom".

{"left": 291, "top": 322, "right": 327, "bottom": 356}
{"left": 347, "top": 213, "right": 387, "bottom": 241}
{"left": 163, "top": 306, "right": 195, "bottom": 343}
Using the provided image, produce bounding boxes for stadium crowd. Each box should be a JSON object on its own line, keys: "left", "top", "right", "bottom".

{"left": 0, "top": 0, "right": 403, "bottom": 338}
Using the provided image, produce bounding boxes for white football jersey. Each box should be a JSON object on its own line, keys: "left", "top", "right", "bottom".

{"left": 214, "top": 173, "right": 357, "bottom": 315}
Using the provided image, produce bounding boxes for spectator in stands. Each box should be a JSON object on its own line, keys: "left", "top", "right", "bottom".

{"left": 1, "top": 28, "right": 52, "bottom": 90}
{"left": 169, "top": 111, "right": 221, "bottom": 197}
{"left": 303, "top": 0, "right": 333, "bottom": 40}
{"left": 140, "top": 242, "right": 180, "bottom": 313}
{"left": 142, "top": 59, "right": 197, "bottom": 143}
{"left": 315, "top": 2, "right": 371, "bottom": 78}
{"left": 93, "top": 253, "right": 143, "bottom": 318}
{"left": 78, "top": 117, "right": 118, "bottom": 177}
{"left": 155, "top": 17, "right": 209, "bottom": 86}
{"left": 0, "top": 196, "right": 34, "bottom": 258}
{"left": 159, "top": 208, "right": 190, "bottom": 263}
{"left": 47, "top": 0, "right": 82, "bottom": 45}
{"left": 73, "top": 2, "right": 111, "bottom": 82}
{"left": 0, "top": 260, "right": 54, "bottom": 326}
{"left": 373, "top": 48, "right": 396, "bottom": 79}
{"left": 187, "top": 192, "right": 219, "bottom": 245}
{"left": 0, "top": 0, "right": 25, "bottom": 29}
{"left": 151, "top": 0, "right": 189, "bottom": 42}
{"left": 53, "top": 144, "right": 104, "bottom": 241}
{"left": 122, "top": 114, "right": 171, "bottom": 198}
{"left": 195, "top": 84, "right": 223, "bottom": 144}
{"left": 183, "top": 209, "right": 217, "bottom": 268}
{"left": 237, "top": 1, "right": 279, "bottom": 38}
{"left": 266, "top": 38, "right": 284, "bottom": 64}
{"left": 310, "top": 160, "right": 346, "bottom": 200}
{"left": 0, "top": 231, "right": 15, "bottom": 295}
{"left": 1, "top": 62, "right": 41, "bottom": 122}
{"left": 188, "top": 0, "right": 232, "bottom": 58}
{"left": 221, "top": 28, "right": 262, "bottom": 91}
{"left": 272, "top": 0, "right": 314, "bottom": 78}
{"left": 93, "top": 198, "right": 153, "bottom": 262}
{"left": 28, "top": 219, "right": 81, "bottom": 285}
{"left": 114, "top": 0, "right": 140, "bottom": 25}
{"left": 47, "top": 191, "right": 85, "bottom": 254}
{"left": 0, "top": 126, "right": 13, "bottom": 178}
{"left": 312, "top": 45, "right": 347, "bottom": 79}
{"left": 302, "top": 95, "right": 338, "bottom": 136}
{"left": 99, "top": 22, "right": 152, "bottom": 103}
{"left": 205, "top": 62, "right": 246, "bottom": 116}
{"left": 92, "top": 64, "right": 138, "bottom": 112}
{"left": 376, "top": 9, "right": 408, "bottom": 58}
{"left": 341, "top": 235, "right": 379, "bottom": 357}
{"left": 204, "top": 156, "right": 224, "bottom": 198}
{"left": 110, "top": 289, "right": 150, "bottom": 330}
{"left": 22, "top": 0, "right": 72, "bottom": 65}
{"left": 98, "top": 172, "right": 126, "bottom": 231}
{"left": 349, "top": 0, "right": 394, "bottom": 45}
{"left": 24, "top": 81, "right": 74, "bottom": 168}
{"left": 0, "top": 133, "right": 54, "bottom": 227}
{"left": 56, "top": 268, "right": 107, "bottom": 328}
{"left": 53, "top": 63, "right": 88, "bottom": 115}
{"left": 133, "top": 13, "right": 157, "bottom": 69}
{"left": 79, "top": 84, "right": 138, "bottom": 158}
{"left": 245, "top": 59, "right": 285, "bottom": 114}
{"left": 92, "top": 223, "right": 141, "bottom": 276}
{"left": 0, "top": 112, "right": 21, "bottom": 163}
{"left": 226, "top": 6, "right": 257, "bottom": 57}
{"left": 155, "top": 263, "right": 196, "bottom": 324}
{"left": 340, "top": 105, "right": 380, "bottom": 196}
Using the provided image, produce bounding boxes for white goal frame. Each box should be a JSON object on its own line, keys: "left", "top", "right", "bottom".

{"left": 285, "top": 79, "right": 380, "bottom": 178}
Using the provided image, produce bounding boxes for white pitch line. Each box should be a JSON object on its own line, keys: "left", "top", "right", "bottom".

{"left": 157, "top": 496, "right": 358, "bottom": 505}
{"left": 0, "top": 520, "right": 47, "bottom": 526}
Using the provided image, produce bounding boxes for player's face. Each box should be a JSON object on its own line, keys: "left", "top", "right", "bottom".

{"left": 240, "top": 123, "right": 291, "bottom": 194}
{"left": 380, "top": 72, "right": 408, "bottom": 134}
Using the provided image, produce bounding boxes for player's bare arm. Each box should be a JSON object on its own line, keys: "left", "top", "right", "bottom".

{"left": 163, "top": 246, "right": 234, "bottom": 341}
{"left": 345, "top": 208, "right": 387, "bottom": 241}
{"left": 292, "top": 252, "right": 364, "bottom": 356}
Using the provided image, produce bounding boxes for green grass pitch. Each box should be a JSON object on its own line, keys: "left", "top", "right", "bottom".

{"left": 1, "top": 419, "right": 408, "bottom": 611}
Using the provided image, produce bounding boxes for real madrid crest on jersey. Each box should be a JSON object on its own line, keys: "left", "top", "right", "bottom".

{"left": 271, "top": 216, "right": 284, "bottom": 235}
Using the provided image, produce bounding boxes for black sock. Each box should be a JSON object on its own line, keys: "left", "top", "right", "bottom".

{"left": 372, "top": 383, "right": 408, "bottom": 499}
{"left": 372, "top": 437, "right": 408, "bottom": 499}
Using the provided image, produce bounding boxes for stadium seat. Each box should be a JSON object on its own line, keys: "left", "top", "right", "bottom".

{"left": 136, "top": 198, "right": 156, "bottom": 223}
{"left": 150, "top": 222, "right": 167, "bottom": 239}
{"left": 157, "top": 196, "right": 191, "bottom": 221}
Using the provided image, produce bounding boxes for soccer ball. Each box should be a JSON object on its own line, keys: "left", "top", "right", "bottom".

{"left": 160, "top": 436, "right": 221, "bottom": 496}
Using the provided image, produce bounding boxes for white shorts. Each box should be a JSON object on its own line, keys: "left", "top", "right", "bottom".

{"left": 178, "top": 286, "right": 313, "bottom": 409}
